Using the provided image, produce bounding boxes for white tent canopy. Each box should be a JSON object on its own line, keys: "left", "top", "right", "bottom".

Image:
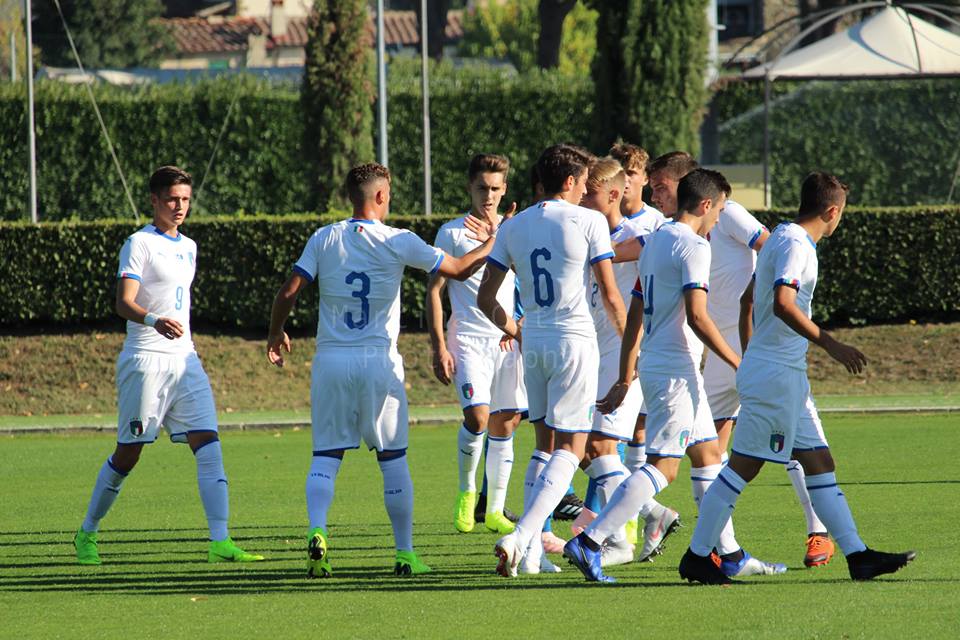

{"left": 744, "top": 5, "right": 960, "bottom": 80}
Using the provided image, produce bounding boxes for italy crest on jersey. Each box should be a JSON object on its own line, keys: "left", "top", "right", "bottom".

{"left": 129, "top": 419, "right": 144, "bottom": 438}
{"left": 678, "top": 430, "right": 691, "bottom": 449}
{"left": 461, "top": 383, "right": 474, "bottom": 400}
{"left": 770, "top": 431, "right": 786, "bottom": 454}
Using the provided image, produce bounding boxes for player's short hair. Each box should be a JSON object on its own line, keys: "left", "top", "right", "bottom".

{"left": 609, "top": 142, "right": 650, "bottom": 173}
{"left": 536, "top": 144, "right": 594, "bottom": 194}
{"left": 149, "top": 166, "right": 192, "bottom": 195}
{"left": 586, "top": 157, "right": 625, "bottom": 193}
{"left": 346, "top": 163, "right": 391, "bottom": 207}
{"left": 529, "top": 164, "right": 541, "bottom": 193}
{"left": 647, "top": 151, "right": 699, "bottom": 181}
{"left": 468, "top": 153, "right": 510, "bottom": 182}
{"left": 677, "top": 168, "right": 732, "bottom": 213}
{"left": 798, "top": 171, "right": 849, "bottom": 218}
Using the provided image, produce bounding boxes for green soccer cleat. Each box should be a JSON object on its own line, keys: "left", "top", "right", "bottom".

{"left": 455, "top": 490, "right": 476, "bottom": 533}
{"left": 307, "top": 527, "right": 332, "bottom": 578}
{"left": 394, "top": 550, "right": 432, "bottom": 576}
{"left": 484, "top": 511, "right": 516, "bottom": 535}
{"left": 624, "top": 517, "right": 639, "bottom": 546}
{"left": 74, "top": 528, "right": 102, "bottom": 566}
{"left": 208, "top": 537, "right": 265, "bottom": 563}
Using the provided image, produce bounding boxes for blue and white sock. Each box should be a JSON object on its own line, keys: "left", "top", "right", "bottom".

{"left": 786, "top": 460, "right": 826, "bottom": 534}
{"left": 691, "top": 464, "right": 739, "bottom": 555}
{"left": 805, "top": 472, "right": 866, "bottom": 555}
{"left": 585, "top": 463, "right": 667, "bottom": 546}
{"left": 690, "top": 466, "right": 746, "bottom": 556}
{"left": 379, "top": 455, "right": 415, "bottom": 552}
{"left": 625, "top": 441, "right": 646, "bottom": 474}
{"left": 584, "top": 477, "right": 601, "bottom": 513}
{"left": 514, "top": 449, "right": 579, "bottom": 553}
{"left": 587, "top": 454, "right": 628, "bottom": 509}
{"left": 306, "top": 454, "right": 342, "bottom": 531}
{"left": 485, "top": 434, "right": 514, "bottom": 514}
{"left": 81, "top": 457, "right": 127, "bottom": 533}
{"left": 524, "top": 450, "right": 550, "bottom": 511}
{"left": 195, "top": 439, "right": 230, "bottom": 541}
{"left": 457, "top": 424, "right": 484, "bottom": 493}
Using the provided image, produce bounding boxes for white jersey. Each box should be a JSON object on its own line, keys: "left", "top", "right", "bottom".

{"left": 435, "top": 215, "right": 516, "bottom": 339}
{"left": 487, "top": 199, "right": 613, "bottom": 342}
{"left": 708, "top": 200, "right": 767, "bottom": 329}
{"left": 294, "top": 218, "right": 444, "bottom": 350}
{"left": 589, "top": 215, "right": 657, "bottom": 355}
{"left": 624, "top": 203, "right": 666, "bottom": 231}
{"left": 117, "top": 224, "right": 197, "bottom": 355}
{"left": 745, "top": 222, "right": 818, "bottom": 369}
{"left": 635, "top": 221, "right": 711, "bottom": 376}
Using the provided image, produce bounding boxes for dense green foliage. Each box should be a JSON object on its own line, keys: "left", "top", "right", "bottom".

{"left": 1, "top": 207, "right": 958, "bottom": 330}
{"left": 457, "top": 0, "right": 597, "bottom": 75}
{"left": 588, "top": 0, "right": 709, "bottom": 155}
{"left": 716, "top": 78, "right": 960, "bottom": 207}
{"left": 301, "top": 0, "right": 375, "bottom": 211}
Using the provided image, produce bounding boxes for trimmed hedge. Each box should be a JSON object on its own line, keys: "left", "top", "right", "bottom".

{"left": 1, "top": 207, "right": 958, "bottom": 330}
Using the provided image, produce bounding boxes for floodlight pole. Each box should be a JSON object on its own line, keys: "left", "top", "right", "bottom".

{"left": 9, "top": 31, "right": 15, "bottom": 82}
{"left": 763, "top": 69, "right": 771, "bottom": 210}
{"left": 376, "top": 0, "right": 388, "bottom": 166}
{"left": 25, "top": 0, "right": 37, "bottom": 224}
{"left": 420, "top": 0, "right": 432, "bottom": 216}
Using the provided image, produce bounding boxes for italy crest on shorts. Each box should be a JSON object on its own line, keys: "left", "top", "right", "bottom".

{"left": 770, "top": 431, "right": 786, "bottom": 454}
{"left": 461, "top": 383, "right": 474, "bottom": 400}
{"left": 129, "top": 419, "right": 144, "bottom": 438}
{"left": 678, "top": 430, "right": 691, "bottom": 449}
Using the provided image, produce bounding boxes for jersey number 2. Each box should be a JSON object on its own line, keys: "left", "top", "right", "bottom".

{"left": 530, "top": 248, "right": 555, "bottom": 307}
{"left": 345, "top": 272, "right": 370, "bottom": 329}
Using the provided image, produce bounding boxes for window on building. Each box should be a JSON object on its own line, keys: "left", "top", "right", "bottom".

{"left": 718, "top": 0, "right": 764, "bottom": 40}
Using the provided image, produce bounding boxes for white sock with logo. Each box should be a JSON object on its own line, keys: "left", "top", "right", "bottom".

{"left": 485, "top": 434, "right": 514, "bottom": 514}
{"left": 81, "top": 457, "right": 127, "bottom": 533}
{"left": 786, "top": 459, "right": 827, "bottom": 534}
{"left": 195, "top": 440, "right": 230, "bottom": 541}
{"left": 379, "top": 455, "right": 415, "bottom": 552}
{"left": 457, "top": 424, "right": 484, "bottom": 493}
{"left": 306, "top": 455, "right": 342, "bottom": 531}
{"left": 514, "top": 449, "right": 579, "bottom": 553}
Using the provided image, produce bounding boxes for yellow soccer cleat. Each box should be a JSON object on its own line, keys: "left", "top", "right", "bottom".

{"left": 208, "top": 537, "right": 265, "bottom": 563}
{"left": 455, "top": 490, "right": 477, "bottom": 533}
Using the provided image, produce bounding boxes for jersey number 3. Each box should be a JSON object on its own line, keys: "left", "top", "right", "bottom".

{"left": 345, "top": 272, "right": 370, "bottom": 329}
{"left": 530, "top": 248, "right": 555, "bottom": 307}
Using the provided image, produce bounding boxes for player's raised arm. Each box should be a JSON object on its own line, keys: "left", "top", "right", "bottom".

{"left": 611, "top": 235, "right": 644, "bottom": 263}
{"left": 434, "top": 214, "right": 498, "bottom": 281}
{"left": 266, "top": 271, "right": 310, "bottom": 367}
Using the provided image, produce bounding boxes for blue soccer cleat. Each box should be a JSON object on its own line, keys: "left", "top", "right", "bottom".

{"left": 563, "top": 533, "right": 615, "bottom": 583}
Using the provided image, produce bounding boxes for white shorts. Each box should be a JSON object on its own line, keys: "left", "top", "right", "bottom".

{"left": 116, "top": 351, "right": 218, "bottom": 445}
{"left": 731, "top": 358, "right": 828, "bottom": 464}
{"left": 524, "top": 337, "right": 598, "bottom": 432}
{"left": 592, "top": 348, "right": 645, "bottom": 441}
{"left": 640, "top": 371, "right": 717, "bottom": 458}
{"left": 311, "top": 347, "right": 408, "bottom": 454}
{"left": 703, "top": 324, "right": 741, "bottom": 422}
{"left": 447, "top": 333, "right": 527, "bottom": 414}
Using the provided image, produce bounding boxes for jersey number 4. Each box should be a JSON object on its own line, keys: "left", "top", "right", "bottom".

{"left": 345, "top": 272, "right": 370, "bottom": 329}
{"left": 530, "top": 248, "right": 555, "bottom": 307}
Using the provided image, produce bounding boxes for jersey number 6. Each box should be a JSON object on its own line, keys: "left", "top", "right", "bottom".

{"left": 530, "top": 248, "right": 555, "bottom": 308}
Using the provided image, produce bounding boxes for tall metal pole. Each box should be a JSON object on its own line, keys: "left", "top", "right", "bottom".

{"left": 375, "top": 0, "right": 388, "bottom": 166}
{"left": 706, "top": 0, "right": 719, "bottom": 86}
{"left": 9, "top": 31, "right": 16, "bottom": 82}
{"left": 763, "top": 71, "right": 771, "bottom": 210}
{"left": 420, "top": 0, "right": 431, "bottom": 215}
{"left": 24, "top": 0, "right": 37, "bottom": 223}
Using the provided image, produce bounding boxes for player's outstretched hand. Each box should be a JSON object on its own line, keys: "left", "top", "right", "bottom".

{"left": 826, "top": 338, "right": 867, "bottom": 374}
{"left": 463, "top": 213, "right": 496, "bottom": 242}
{"left": 503, "top": 201, "right": 517, "bottom": 219}
{"left": 597, "top": 381, "right": 630, "bottom": 414}
{"left": 267, "top": 331, "right": 291, "bottom": 368}
{"left": 432, "top": 349, "right": 455, "bottom": 385}
{"left": 154, "top": 317, "right": 184, "bottom": 340}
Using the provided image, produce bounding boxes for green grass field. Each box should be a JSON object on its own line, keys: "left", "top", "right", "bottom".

{"left": 1, "top": 413, "right": 956, "bottom": 639}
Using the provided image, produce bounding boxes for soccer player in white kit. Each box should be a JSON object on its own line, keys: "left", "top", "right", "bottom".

{"left": 426, "top": 153, "right": 525, "bottom": 536}
{"left": 679, "top": 172, "right": 916, "bottom": 584}
{"left": 266, "top": 163, "right": 497, "bottom": 578}
{"left": 650, "top": 151, "right": 836, "bottom": 568}
{"left": 478, "top": 145, "right": 627, "bottom": 577}
{"left": 565, "top": 169, "right": 784, "bottom": 583}
{"left": 74, "top": 166, "right": 264, "bottom": 566}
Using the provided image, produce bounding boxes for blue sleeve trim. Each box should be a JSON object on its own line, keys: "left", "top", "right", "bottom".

{"left": 292, "top": 264, "right": 314, "bottom": 282}
{"left": 429, "top": 253, "right": 444, "bottom": 274}
{"left": 774, "top": 277, "right": 800, "bottom": 290}
{"left": 590, "top": 251, "right": 615, "bottom": 265}
{"left": 747, "top": 227, "right": 764, "bottom": 248}
{"left": 682, "top": 282, "right": 709, "bottom": 292}
{"left": 486, "top": 256, "right": 508, "bottom": 271}
{"left": 118, "top": 273, "right": 142, "bottom": 282}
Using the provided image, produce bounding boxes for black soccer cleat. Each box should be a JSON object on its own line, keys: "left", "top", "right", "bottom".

{"left": 678, "top": 548, "right": 734, "bottom": 585}
{"left": 502, "top": 507, "right": 519, "bottom": 523}
{"left": 474, "top": 493, "right": 487, "bottom": 523}
{"left": 846, "top": 548, "right": 917, "bottom": 581}
{"left": 553, "top": 492, "right": 585, "bottom": 521}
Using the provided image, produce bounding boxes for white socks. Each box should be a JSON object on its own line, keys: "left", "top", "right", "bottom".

{"left": 485, "top": 434, "right": 514, "bottom": 514}
{"left": 786, "top": 459, "right": 827, "bottom": 534}
{"left": 586, "top": 454, "right": 629, "bottom": 508}
{"left": 457, "top": 424, "right": 485, "bottom": 493}
{"left": 514, "top": 449, "right": 579, "bottom": 552}
{"left": 691, "top": 464, "right": 739, "bottom": 555}
{"left": 523, "top": 450, "right": 550, "bottom": 511}
{"left": 306, "top": 455, "right": 342, "bottom": 531}
{"left": 624, "top": 442, "right": 646, "bottom": 474}
{"left": 81, "top": 457, "right": 127, "bottom": 533}
{"left": 690, "top": 466, "right": 745, "bottom": 556}
{"left": 805, "top": 472, "right": 866, "bottom": 555}
{"left": 379, "top": 455, "right": 415, "bottom": 552}
{"left": 194, "top": 440, "right": 230, "bottom": 541}
{"left": 585, "top": 463, "right": 667, "bottom": 546}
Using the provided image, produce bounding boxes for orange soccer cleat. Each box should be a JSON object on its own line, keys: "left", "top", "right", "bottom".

{"left": 804, "top": 533, "right": 836, "bottom": 568}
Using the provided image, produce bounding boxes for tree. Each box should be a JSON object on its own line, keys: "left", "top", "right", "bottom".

{"left": 31, "top": 0, "right": 171, "bottom": 68}
{"left": 459, "top": 0, "right": 596, "bottom": 76}
{"left": 537, "top": 0, "right": 577, "bottom": 69}
{"left": 588, "top": 0, "right": 709, "bottom": 156}
{"left": 301, "top": 0, "right": 374, "bottom": 211}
